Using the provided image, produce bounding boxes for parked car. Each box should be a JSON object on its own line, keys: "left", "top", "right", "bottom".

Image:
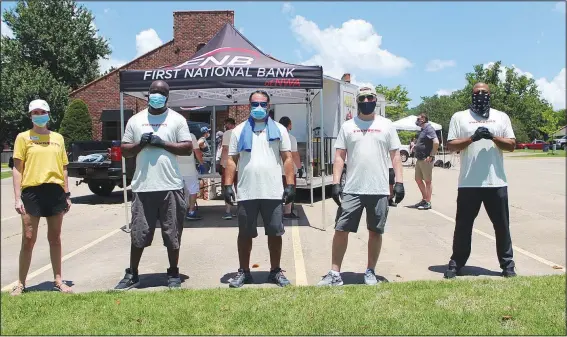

{"left": 554, "top": 135, "right": 566, "bottom": 150}
{"left": 516, "top": 140, "right": 546, "bottom": 150}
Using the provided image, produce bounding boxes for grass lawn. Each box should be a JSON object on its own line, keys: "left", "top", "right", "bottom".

{"left": 1, "top": 275, "right": 565, "bottom": 335}
{"left": 1, "top": 171, "right": 12, "bottom": 179}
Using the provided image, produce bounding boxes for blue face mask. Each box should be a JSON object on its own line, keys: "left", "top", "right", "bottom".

{"left": 148, "top": 93, "right": 167, "bottom": 109}
{"left": 250, "top": 106, "right": 267, "bottom": 120}
{"left": 31, "top": 114, "right": 50, "bottom": 127}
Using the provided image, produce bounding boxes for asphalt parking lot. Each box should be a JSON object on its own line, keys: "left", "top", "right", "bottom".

{"left": 1, "top": 154, "right": 565, "bottom": 293}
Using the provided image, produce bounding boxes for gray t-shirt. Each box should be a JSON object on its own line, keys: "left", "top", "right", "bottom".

{"left": 414, "top": 123, "right": 438, "bottom": 160}
{"left": 122, "top": 108, "right": 191, "bottom": 193}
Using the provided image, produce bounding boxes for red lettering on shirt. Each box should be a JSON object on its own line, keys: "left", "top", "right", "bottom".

{"left": 469, "top": 119, "right": 496, "bottom": 124}
{"left": 352, "top": 128, "right": 382, "bottom": 133}
{"left": 142, "top": 123, "right": 168, "bottom": 127}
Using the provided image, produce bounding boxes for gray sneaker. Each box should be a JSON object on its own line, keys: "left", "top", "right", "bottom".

{"left": 229, "top": 269, "right": 253, "bottom": 288}
{"left": 364, "top": 269, "right": 378, "bottom": 285}
{"left": 317, "top": 271, "right": 344, "bottom": 286}
{"left": 417, "top": 202, "right": 431, "bottom": 210}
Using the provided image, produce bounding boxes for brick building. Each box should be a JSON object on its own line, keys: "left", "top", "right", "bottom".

{"left": 70, "top": 10, "right": 250, "bottom": 141}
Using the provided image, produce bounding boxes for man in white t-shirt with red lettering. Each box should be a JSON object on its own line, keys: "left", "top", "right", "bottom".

{"left": 278, "top": 116, "right": 302, "bottom": 220}
{"left": 444, "top": 82, "right": 517, "bottom": 279}
{"left": 318, "top": 86, "right": 405, "bottom": 286}
{"left": 220, "top": 118, "right": 237, "bottom": 219}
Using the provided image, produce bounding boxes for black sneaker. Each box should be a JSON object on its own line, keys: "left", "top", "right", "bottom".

{"left": 229, "top": 269, "right": 253, "bottom": 288}
{"left": 443, "top": 260, "right": 462, "bottom": 279}
{"left": 502, "top": 267, "right": 517, "bottom": 278}
{"left": 388, "top": 198, "right": 397, "bottom": 207}
{"left": 167, "top": 267, "right": 182, "bottom": 288}
{"left": 283, "top": 212, "right": 300, "bottom": 220}
{"left": 114, "top": 268, "right": 140, "bottom": 290}
{"left": 418, "top": 201, "right": 432, "bottom": 210}
{"left": 410, "top": 200, "right": 426, "bottom": 208}
{"left": 268, "top": 268, "right": 291, "bottom": 287}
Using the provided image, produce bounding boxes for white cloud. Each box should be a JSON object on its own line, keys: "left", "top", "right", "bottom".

{"left": 98, "top": 56, "right": 128, "bottom": 74}
{"left": 282, "top": 2, "right": 294, "bottom": 14}
{"left": 436, "top": 88, "right": 457, "bottom": 96}
{"left": 238, "top": 27, "right": 244, "bottom": 34}
{"left": 104, "top": 8, "right": 110, "bottom": 14}
{"left": 484, "top": 62, "right": 566, "bottom": 110}
{"left": 1, "top": 19, "right": 14, "bottom": 38}
{"left": 135, "top": 28, "right": 163, "bottom": 57}
{"left": 350, "top": 75, "right": 374, "bottom": 91}
{"left": 425, "top": 59, "right": 456, "bottom": 72}
{"left": 290, "top": 15, "right": 412, "bottom": 80}
{"left": 554, "top": 2, "right": 566, "bottom": 14}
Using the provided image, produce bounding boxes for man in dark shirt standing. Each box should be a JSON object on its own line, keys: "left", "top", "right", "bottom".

{"left": 412, "top": 113, "right": 439, "bottom": 210}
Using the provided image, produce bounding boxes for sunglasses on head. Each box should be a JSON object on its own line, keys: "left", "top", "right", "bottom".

{"left": 358, "top": 95, "right": 376, "bottom": 102}
{"left": 251, "top": 102, "right": 268, "bottom": 108}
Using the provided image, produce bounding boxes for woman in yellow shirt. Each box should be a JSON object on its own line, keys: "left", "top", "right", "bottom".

{"left": 11, "top": 99, "right": 73, "bottom": 295}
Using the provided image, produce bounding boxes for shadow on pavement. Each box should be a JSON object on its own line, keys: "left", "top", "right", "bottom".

{"left": 25, "top": 280, "right": 75, "bottom": 292}
{"left": 340, "top": 272, "right": 389, "bottom": 285}
{"left": 428, "top": 265, "right": 501, "bottom": 277}
{"left": 136, "top": 272, "right": 190, "bottom": 289}
{"left": 71, "top": 190, "right": 132, "bottom": 205}
{"left": 219, "top": 270, "right": 273, "bottom": 285}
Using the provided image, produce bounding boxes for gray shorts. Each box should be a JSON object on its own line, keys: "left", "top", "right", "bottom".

{"left": 131, "top": 189, "right": 187, "bottom": 249}
{"left": 237, "top": 199, "right": 284, "bottom": 238}
{"left": 335, "top": 193, "right": 389, "bottom": 234}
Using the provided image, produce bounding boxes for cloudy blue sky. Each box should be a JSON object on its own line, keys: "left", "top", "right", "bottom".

{"left": 1, "top": 1, "right": 565, "bottom": 109}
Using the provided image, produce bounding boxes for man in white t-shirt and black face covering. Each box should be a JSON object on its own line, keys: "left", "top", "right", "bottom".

{"left": 318, "top": 86, "right": 405, "bottom": 286}
{"left": 444, "top": 82, "right": 517, "bottom": 279}
{"left": 220, "top": 118, "right": 236, "bottom": 219}
{"left": 224, "top": 90, "right": 295, "bottom": 288}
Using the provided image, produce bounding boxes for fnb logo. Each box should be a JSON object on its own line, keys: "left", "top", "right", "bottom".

{"left": 175, "top": 47, "right": 259, "bottom": 68}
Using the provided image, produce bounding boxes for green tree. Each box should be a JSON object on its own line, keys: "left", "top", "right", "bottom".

{"left": 539, "top": 108, "right": 562, "bottom": 139}
{"left": 59, "top": 99, "right": 92, "bottom": 145}
{"left": 375, "top": 84, "right": 411, "bottom": 121}
{"left": 0, "top": 59, "right": 69, "bottom": 147}
{"left": 2, "top": 0, "right": 110, "bottom": 90}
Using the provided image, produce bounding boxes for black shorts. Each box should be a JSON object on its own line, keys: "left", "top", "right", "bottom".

{"left": 21, "top": 183, "right": 67, "bottom": 217}
{"left": 389, "top": 168, "right": 395, "bottom": 185}
{"left": 237, "top": 199, "right": 284, "bottom": 238}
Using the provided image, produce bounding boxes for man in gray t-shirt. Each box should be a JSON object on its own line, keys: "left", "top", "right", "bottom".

{"left": 411, "top": 113, "right": 439, "bottom": 210}
{"left": 114, "top": 80, "right": 193, "bottom": 291}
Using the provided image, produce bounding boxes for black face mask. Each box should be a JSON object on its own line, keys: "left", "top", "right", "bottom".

{"left": 471, "top": 92, "right": 491, "bottom": 118}
{"left": 358, "top": 101, "right": 376, "bottom": 115}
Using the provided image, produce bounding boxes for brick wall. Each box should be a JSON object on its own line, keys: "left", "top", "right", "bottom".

{"left": 70, "top": 11, "right": 234, "bottom": 140}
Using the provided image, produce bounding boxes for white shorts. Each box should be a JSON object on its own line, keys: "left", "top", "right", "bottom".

{"left": 183, "top": 176, "right": 200, "bottom": 195}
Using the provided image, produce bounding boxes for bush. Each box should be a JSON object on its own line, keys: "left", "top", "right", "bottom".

{"left": 59, "top": 99, "right": 92, "bottom": 146}
{"left": 397, "top": 130, "right": 418, "bottom": 145}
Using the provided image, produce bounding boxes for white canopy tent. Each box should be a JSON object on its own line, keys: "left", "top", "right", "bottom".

{"left": 392, "top": 115, "right": 446, "bottom": 163}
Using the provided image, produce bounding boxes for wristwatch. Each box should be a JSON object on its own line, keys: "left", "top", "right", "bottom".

{"left": 428, "top": 155, "right": 435, "bottom": 160}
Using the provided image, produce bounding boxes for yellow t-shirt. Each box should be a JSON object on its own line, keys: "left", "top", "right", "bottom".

{"left": 13, "top": 130, "right": 69, "bottom": 190}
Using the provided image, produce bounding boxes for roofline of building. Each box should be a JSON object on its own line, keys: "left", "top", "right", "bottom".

{"left": 70, "top": 39, "right": 175, "bottom": 96}
{"left": 173, "top": 10, "right": 234, "bottom": 14}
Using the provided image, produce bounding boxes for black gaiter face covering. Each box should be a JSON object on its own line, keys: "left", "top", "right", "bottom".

{"left": 358, "top": 101, "right": 377, "bottom": 115}
{"left": 471, "top": 92, "right": 491, "bottom": 118}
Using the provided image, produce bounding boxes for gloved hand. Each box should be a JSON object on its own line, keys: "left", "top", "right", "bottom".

{"left": 223, "top": 185, "right": 236, "bottom": 206}
{"left": 471, "top": 127, "right": 489, "bottom": 142}
{"left": 393, "top": 182, "right": 405, "bottom": 204}
{"left": 140, "top": 132, "right": 153, "bottom": 146}
{"left": 198, "top": 163, "right": 207, "bottom": 174}
{"left": 282, "top": 184, "right": 296, "bottom": 205}
{"left": 149, "top": 134, "right": 166, "bottom": 147}
{"left": 331, "top": 184, "right": 342, "bottom": 207}
{"left": 479, "top": 127, "right": 494, "bottom": 140}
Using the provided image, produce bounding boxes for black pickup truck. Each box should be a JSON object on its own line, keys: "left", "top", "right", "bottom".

{"left": 66, "top": 121, "right": 211, "bottom": 196}
{"left": 67, "top": 140, "right": 136, "bottom": 196}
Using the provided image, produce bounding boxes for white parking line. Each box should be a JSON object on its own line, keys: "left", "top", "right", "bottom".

{"left": 429, "top": 209, "right": 566, "bottom": 272}
{"left": 291, "top": 222, "right": 308, "bottom": 286}
{"left": 1, "top": 227, "right": 122, "bottom": 292}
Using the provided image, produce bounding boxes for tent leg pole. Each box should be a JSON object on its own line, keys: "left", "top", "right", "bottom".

{"left": 319, "top": 91, "right": 326, "bottom": 230}
{"left": 442, "top": 129, "right": 446, "bottom": 165}
{"left": 212, "top": 106, "right": 216, "bottom": 175}
{"left": 307, "top": 95, "right": 314, "bottom": 207}
{"left": 120, "top": 92, "right": 130, "bottom": 233}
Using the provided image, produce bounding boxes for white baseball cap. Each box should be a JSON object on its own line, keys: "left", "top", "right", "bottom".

{"left": 28, "top": 99, "right": 50, "bottom": 112}
{"left": 357, "top": 86, "right": 377, "bottom": 99}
